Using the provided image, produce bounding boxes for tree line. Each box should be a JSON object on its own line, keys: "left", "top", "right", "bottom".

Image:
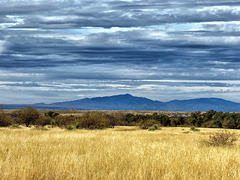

{"left": 0, "top": 107, "right": 240, "bottom": 129}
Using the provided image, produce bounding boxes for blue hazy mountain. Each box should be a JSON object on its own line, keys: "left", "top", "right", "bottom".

{"left": 3, "top": 94, "right": 240, "bottom": 112}
{"left": 49, "top": 93, "right": 164, "bottom": 110}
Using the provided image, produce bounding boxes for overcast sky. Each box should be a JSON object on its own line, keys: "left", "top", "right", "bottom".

{"left": 1, "top": 0, "right": 240, "bottom": 104}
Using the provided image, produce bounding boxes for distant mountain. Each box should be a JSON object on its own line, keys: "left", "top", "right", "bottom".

{"left": 48, "top": 94, "right": 163, "bottom": 110}
{"left": 3, "top": 94, "right": 240, "bottom": 112}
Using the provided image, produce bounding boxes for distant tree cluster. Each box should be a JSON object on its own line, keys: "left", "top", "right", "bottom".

{"left": 123, "top": 110, "right": 240, "bottom": 129}
{"left": 0, "top": 107, "right": 240, "bottom": 129}
{"left": 189, "top": 110, "right": 240, "bottom": 129}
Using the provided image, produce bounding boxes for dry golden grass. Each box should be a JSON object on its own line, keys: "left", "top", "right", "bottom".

{"left": 0, "top": 127, "right": 239, "bottom": 180}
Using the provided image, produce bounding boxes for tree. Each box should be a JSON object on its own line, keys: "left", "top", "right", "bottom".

{"left": 12, "top": 106, "right": 40, "bottom": 127}
{"left": 155, "top": 114, "right": 171, "bottom": 126}
{"left": 35, "top": 115, "right": 52, "bottom": 127}
{"left": 188, "top": 111, "right": 203, "bottom": 127}
{"left": 222, "top": 117, "right": 237, "bottom": 129}
{"left": 45, "top": 111, "right": 59, "bottom": 118}
{"left": 0, "top": 110, "right": 13, "bottom": 127}
{"left": 79, "top": 112, "right": 110, "bottom": 129}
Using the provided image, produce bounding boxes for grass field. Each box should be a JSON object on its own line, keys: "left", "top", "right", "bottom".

{"left": 0, "top": 126, "right": 239, "bottom": 180}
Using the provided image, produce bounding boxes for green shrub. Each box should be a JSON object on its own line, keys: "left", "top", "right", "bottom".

{"left": 11, "top": 124, "right": 21, "bottom": 129}
{"left": 140, "top": 119, "right": 159, "bottom": 129}
{"left": 76, "top": 123, "right": 82, "bottom": 129}
{"left": 45, "top": 111, "right": 59, "bottom": 118}
{"left": 50, "top": 119, "right": 56, "bottom": 127}
{"left": 190, "top": 126, "right": 200, "bottom": 131}
{"left": 148, "top": 126, "right": 156, "bottom": 131}
{"left": 66, "top": 125, "right": 75, "bottom": 130}
{"left": 148, "top": 124, "right": 161, "bottom": 131}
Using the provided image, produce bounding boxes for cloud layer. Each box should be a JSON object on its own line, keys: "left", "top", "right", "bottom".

{"left": 1, "top": 0, "right": 240, "bottom": 104}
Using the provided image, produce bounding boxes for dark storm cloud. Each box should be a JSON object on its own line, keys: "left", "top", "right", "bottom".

{"left": 1, "top": 0, "right": 239, "bottom": 29}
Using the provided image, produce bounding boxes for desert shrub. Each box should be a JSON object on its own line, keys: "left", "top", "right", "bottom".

{"left": 203, "top": 131, "right": 238, "bottom": 146}
{"left": 123, "top": 113, "right": 139, "bottom": 125}
{"left": 154, "top": 114, "right": 171, "bottom": 126}
{"left": 66, "top": 125, "right": 75, "bottom": 130}
{"left": 188, "top": 111, "right": 203, "bottom": 127}
{"left": 54, "top": 115, "right": 76, "bottom": 127}
{"left": 153, "top": 124, "right": 161, "bottom": 130}
{"left": 190, "top": 126, "right": 200, "bottom": 131}
{"left": 170, "top": 119, "right": 178, "bottom": 127}
{"left": 35, "top": 116, "right": 52, "bottom": 127}
{"left": 171, "top": 116, "right": 186, "bottom": 127}
{"left": 79, "top": 112, "right": 110, "bottom": 129}
{"left": 0, "top": 113, "right": 13, "bottom": 127}
{"left": 140, "top": 119, "right": 160, "bottom": 129}
{"left": 34, "top": 126, "right": 48, "bottom": 131}
{"left": 12, "top": 106, "right": 40, "bottom": 127}
{"left": 148, "top": 126, "right": 156, "bottom": 131}
{"left": 76, "top": 123, "right": 81, "bottom": 129}
{"left": 107, "top": 111, "right": 126, "bottom": 126}
{"left": 11, "top": 124, "right": 21, "bottom": 129}
{"left": 222, "top": 117, "right": 237, "bottom": 129}
{"left": 50, "top": 119, "right": 56, "bottom": 127}
{"left": 45, "top": 111, "right": 59, "bottom": 118}
{"left": 148, "top": 124, "right": 161, "bottom": 131}
{"left": 202, "top": 120, "right": 222, "bottom": 128}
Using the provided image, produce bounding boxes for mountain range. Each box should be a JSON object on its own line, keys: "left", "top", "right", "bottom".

{"left": 3, "top": 94, "right": 240, "bottom": 112}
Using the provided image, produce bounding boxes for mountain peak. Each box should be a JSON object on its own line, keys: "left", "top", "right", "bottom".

{"left": 119, "top": 93, "right": 134, "bottom": 97}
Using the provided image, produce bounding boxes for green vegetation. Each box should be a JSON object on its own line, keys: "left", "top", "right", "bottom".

{"left": 0, "top": 107, "right": 240, "bottom": 130}
{"left": 12, "top": 106, "right": 40, "bottom": 127}
{"left": 190, "top": 126, "right": 200, "bottom": 131}
{"left": 148, "top": 124, "right": 161, "bottom": 131}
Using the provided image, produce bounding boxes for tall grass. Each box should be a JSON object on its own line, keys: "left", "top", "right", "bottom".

{"left": 0, "top": 127, "right": 239, "bottom": 179}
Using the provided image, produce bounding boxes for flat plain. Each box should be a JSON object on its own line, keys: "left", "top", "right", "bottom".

{"left": 0, "top": 126, "right": 239, "bottom": 180}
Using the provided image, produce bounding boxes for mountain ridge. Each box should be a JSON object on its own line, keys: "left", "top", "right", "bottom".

{"left": 2, "top": 94, "right": 240, "bottom": 112}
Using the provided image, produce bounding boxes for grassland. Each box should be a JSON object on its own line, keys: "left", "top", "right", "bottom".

{"left": 0, "top": 126, "right": 239, "bottom": 180}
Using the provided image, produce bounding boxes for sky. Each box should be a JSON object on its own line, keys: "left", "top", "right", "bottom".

{"left": 1, "top": 0, "right": 240, "bottom": 104}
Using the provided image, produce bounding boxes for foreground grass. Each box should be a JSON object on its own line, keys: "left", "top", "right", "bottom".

{"left": 0, "top": 127, "right": 239, "bottom": 180}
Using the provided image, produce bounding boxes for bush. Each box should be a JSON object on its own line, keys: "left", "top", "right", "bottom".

{"left": 45, "top": 111, "right": 59, "bottom": 118}
{"left": 11, "top": 124, "right": 21, "bottom": 129}
{"left": 79, "top": 112, "right": 110, "bottom": 129}
{"left": 148, "top": 124, "right": 161, "bottom": 131}
{"left": 50, "top": 119, "right": 56, "bottom": 127}
{"left": 66, "top": 125, "right": 75, "bottom": 130}
{"left": 54, "top": 115, "right": 76, "bottom": 127}
{"left": 0, "top": 113, "right": 13, "bottom": 127}
{"left": 140, "top": 119, "right": 159, "bottom": 129}
{"left": 107, "top": 111, "right": 125, "bottom": 126}
{"left": 190, "top": 126, "right": 200, "bottom": 132}
{"left": 35, "top": 116, "right": 52, "bottom": 127}
{"left": 148, "top": 126, "right": 156, "bottom": 131}
{"left": 12, "top": 106, "right": 40, "bottom": 127}
{"left": 34, "top": 126, "right": 48, "bottom": 131}
{"left": 203, "top": 131, "right": 238, "bottom": 146}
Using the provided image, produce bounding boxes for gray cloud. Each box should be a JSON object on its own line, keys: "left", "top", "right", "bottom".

{"left": 0, "top": 0, "right": 240, "bottom": 103}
